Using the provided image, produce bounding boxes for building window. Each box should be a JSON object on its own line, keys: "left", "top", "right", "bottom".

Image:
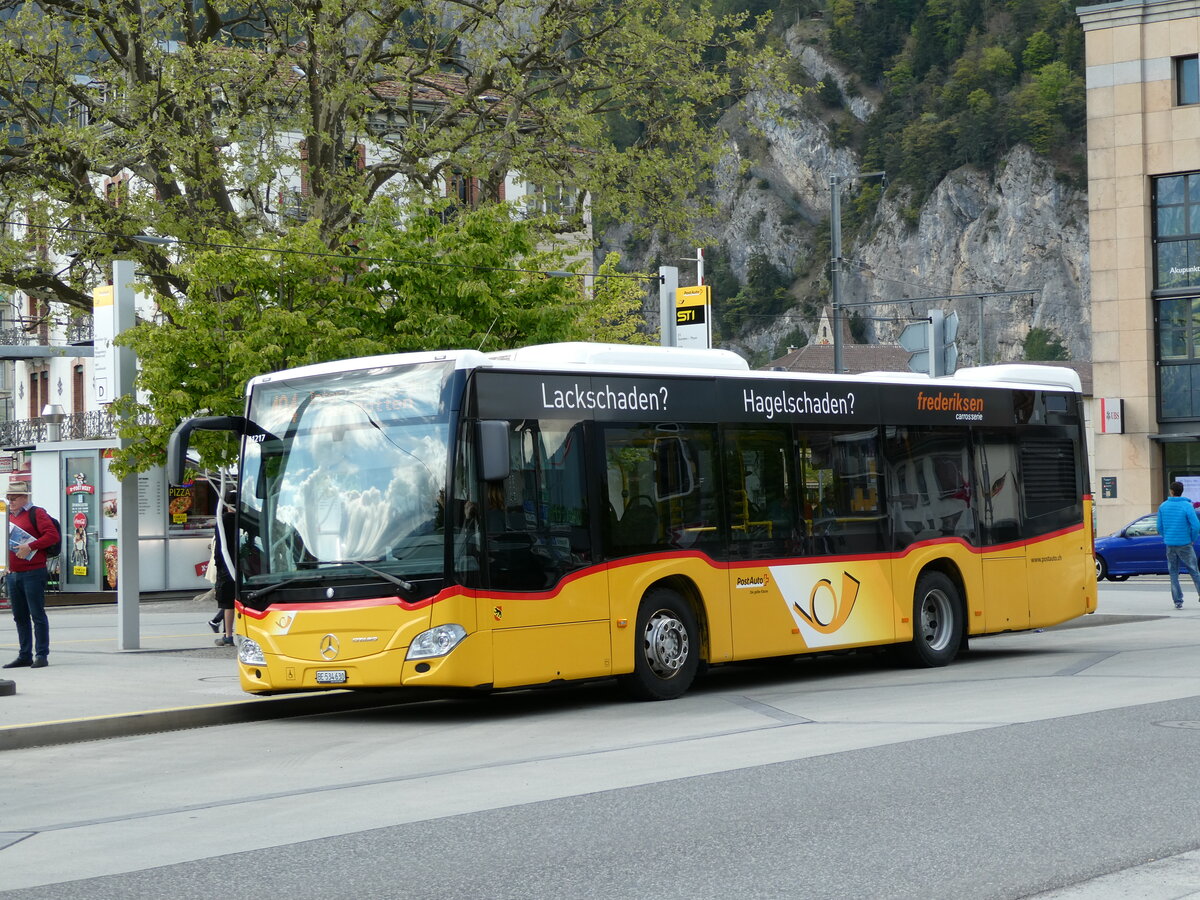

{"left": 1153, "top": 173, "right": 1200, "bottom": 421}
{"left": 1157, "top": 296, "right": 1200, "bottom": 420}
{"left": 1153, "top": 173, "right": 1200, "bottom": 290}
{"left": 28, "top": 370, "right": 48, "bottom": 419}
{"left": 447, "top": 171, "right": 478, "bottom": 207}
{"left": 72, "top": 365, "right": 84, "bottom": 414}
{"left": 1178, "top": 56, "right": 1200, "bottom": 106}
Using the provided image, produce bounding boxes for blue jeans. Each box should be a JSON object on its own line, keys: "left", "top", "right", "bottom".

{"left": 8, "top": 568, "right": 49, "bottom": 660}
{"left": 1166, "top": 544, "right": 1200, "bottom": 605}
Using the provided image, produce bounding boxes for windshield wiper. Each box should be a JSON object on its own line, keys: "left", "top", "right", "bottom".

{"left": 328, "top": 559, "right": 415, "bottom": 596}
{"left": 248, "top": 561, "right": 416, "bottom": 603}
{"left": 244, "top": 575, "right": 324, "bottom": 602}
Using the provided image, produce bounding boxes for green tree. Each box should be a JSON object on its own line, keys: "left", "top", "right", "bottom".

{"left": 1022, "top": 31, "right": 1056, "bottom": 73}
{"left": 1023, "top": 326, "right": 1070, "bottom": 361}
{"left": 956, "top": 89, "right": 1000, "bottom": 166}
{"left": 0, "top": 0, "right": 785, "bottom": 313}
{"left": 720, "top": 251, "right": 790, "bottom": 334}
{"left": 1016, "top": 61, "right": 1086, "bottom": 153}
{"left": 110, "top": 199, "right": 647, "bottom": 474}
{"left": 773, "top": 327, "right": 807, "bottom": 360}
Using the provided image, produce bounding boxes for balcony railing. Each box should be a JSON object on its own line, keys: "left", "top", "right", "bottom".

{"left": 0, "top": 408, "right": 152, "bottom": 447}
{"left": 0, "top": 315, "right": 93, "bottom": 347}
{"left": 0, "top": 326, "right": 42, "bottom": 347}
{"left": 67, "top": 317, "right": 94, "bottom": 344}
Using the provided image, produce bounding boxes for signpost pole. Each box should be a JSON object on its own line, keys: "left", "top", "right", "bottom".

{"left": 111, "top": 260, "right": 140, "bottom": 650}
{"left": 659, "top": 266, "right": 679, "bottom": 348}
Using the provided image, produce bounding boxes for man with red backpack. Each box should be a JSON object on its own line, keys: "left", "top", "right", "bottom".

{"left": 3, "top": 479, "right": 60, "bottom": 669}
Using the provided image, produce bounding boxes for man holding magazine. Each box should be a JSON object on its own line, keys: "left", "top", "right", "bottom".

{"left": 3, "top": 479, "right": 60, "bottom": 669}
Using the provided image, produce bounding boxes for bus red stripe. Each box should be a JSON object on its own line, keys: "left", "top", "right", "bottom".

{"left": 239, "top": 521, "right": 1088, "bottom": 613}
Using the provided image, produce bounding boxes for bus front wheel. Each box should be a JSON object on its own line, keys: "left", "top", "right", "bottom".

{"left": 904, "top": 571, "right": 963, "bottom": 668}
{"left": 621, "top": 588, "right": 700, "bottom": 701}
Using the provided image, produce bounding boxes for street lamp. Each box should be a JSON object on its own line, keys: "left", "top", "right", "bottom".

{"left": 829, "top": 171, "right": 885, "bottom": 375}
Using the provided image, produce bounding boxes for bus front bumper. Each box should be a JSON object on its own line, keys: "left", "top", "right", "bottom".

{"left": 236, "top": 630, "right": 493, "bottom": 694}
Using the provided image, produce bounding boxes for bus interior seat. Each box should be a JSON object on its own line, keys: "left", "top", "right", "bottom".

{"left": 618, "top": 497, "right": 659, "bottom": 546}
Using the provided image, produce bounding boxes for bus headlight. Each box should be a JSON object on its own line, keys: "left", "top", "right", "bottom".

{"left": 237, "top": 635, "right": 267, "bottom": 666}
{"left": 406, "top": 624, "right": 467, "bottom": 660}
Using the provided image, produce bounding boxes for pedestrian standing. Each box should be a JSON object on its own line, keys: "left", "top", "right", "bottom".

{"left": 1157, "top": 481, "right": 1200, "bottom": 609}
{"left": 213, "top": 498, "right": 236, "bottom": 646}
{"left": 3, "top": 479, "right": 60, "bottom": 668}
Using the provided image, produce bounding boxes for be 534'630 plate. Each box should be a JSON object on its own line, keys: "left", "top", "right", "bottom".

{"left": 315, "top": 670, "right": 347, "bottom": 684}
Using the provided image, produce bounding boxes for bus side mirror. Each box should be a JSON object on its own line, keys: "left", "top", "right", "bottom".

{"left": 167, "top": 415, "right": 273, "bottom": 484}
{"left": 478, "top": 420, "right": 510, "bottom": 483}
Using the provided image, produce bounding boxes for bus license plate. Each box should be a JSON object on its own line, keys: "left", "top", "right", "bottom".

{"left": 315, "top": 670, "right": 347, "bottom": 684}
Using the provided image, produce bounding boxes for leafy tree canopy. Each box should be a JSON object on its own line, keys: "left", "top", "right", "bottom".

{"left": 1022, "top": 325, "right": 1069, "bottom": 361}
{"left": 0, "top": 0, "right": 785, "bottom": 313}
{"left": 110, "top": 198, "right": 648, "bottom": 475}
{"left": 832, "top": 0, "right": 1086, "bottom": 200}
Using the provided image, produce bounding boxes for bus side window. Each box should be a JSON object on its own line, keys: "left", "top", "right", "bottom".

{"left": 722, "top": 425, "right": 800, "bottom": 559}
{"left": 603, "top": 424, "right": 719, "bottom": 557}
{"left": 974, "top": 433, "right": 1021, "bottom": 544}
{"left": 604, "top": 427, "right": 659, "bottom": 551}
{"left": 884, "top": 426, "right": 974, "bottom": 548}
{"left": 799, "top": 427, "right": 886, "bottom": 555}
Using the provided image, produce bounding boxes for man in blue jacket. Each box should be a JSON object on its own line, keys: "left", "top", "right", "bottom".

{"left": 1157, "top": 481, "right": 1200, "bottom": 609}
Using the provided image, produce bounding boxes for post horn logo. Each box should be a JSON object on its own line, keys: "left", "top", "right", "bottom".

{"left": 319, "top": 634, "right": 340, "bottom": 660}
{"left": 793, "top": 572, "right": 860, "bottom": 634}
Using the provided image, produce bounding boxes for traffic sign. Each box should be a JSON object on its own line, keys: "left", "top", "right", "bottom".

{"left": 903, "top": 309, "right": 959, "bottom": 376}
{"left": 899, "top": 321, "right": 928, "bottom": 353}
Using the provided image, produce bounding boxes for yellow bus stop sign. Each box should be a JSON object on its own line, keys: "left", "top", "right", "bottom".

{"left": 675, "top": 285, "right": 711, "bottom": 348}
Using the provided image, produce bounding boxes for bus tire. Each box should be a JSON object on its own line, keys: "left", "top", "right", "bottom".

{"left": 620, "top": 588, "right": 700, "bottom": 701}
{"left": 903, "top": 571, "right": 963, "bottom": 668}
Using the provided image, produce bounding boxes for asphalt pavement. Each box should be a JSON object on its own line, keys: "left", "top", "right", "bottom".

{"left": 5, "top": 579, "right": 1200, "bottom": 897}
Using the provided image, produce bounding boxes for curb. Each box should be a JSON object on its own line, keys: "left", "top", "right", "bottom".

{"left": 0, "top": 689, "right": 428, "bottom": 752}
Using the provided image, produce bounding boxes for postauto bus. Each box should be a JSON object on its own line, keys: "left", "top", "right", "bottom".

{"left": 168, "top": 342, "right": 1096, "bottom": 700}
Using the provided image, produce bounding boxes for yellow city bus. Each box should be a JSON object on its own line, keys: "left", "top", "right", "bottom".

{"left": 168, "top": 342, "right": 1097, "bottom": 700}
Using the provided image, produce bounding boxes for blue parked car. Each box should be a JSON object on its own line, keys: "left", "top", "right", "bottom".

{"left": 1094, "top": 513, "right": 1200, "bottom": 581}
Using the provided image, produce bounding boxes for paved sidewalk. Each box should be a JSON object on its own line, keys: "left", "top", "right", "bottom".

{"left": 0, "top": 593, "right": 406, "bottom": 750}
{"left": 0, "top": 578, "right": 1190, "bottom": 753}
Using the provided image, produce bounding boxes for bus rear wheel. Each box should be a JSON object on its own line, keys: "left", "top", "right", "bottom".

{"left": 903, "top": 571, "right": 963, "bottom": 668}
{"left": 621, "top": 588, "right": 700, "bottom": 701}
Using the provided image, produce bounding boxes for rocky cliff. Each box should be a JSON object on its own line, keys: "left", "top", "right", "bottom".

{"left": 612, "top": 35, "right": 1091, "bottom": 369}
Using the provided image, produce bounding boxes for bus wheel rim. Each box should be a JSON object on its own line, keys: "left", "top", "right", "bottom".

{"left": 644, "top": 610, "right": 688, "bottom": 679}
{"left": 920, "top": 588, "right": 953, "bottom": 652}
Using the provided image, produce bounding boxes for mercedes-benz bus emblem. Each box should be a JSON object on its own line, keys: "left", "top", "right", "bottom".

{"left": 319, "top": 634, "right": 339, "bottom": 660}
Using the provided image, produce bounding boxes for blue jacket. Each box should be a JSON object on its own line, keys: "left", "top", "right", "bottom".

{"left": 1157, "top": 496, "right": 1200, "bottom": 546}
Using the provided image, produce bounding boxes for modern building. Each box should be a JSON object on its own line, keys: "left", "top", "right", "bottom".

{"left": 1079, "top": 0, "right": 1200, "bottom": 534}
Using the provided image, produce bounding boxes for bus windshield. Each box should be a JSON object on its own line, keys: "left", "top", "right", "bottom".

{"left": 239, "top": 361, "right": 454, "bottom": 588}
